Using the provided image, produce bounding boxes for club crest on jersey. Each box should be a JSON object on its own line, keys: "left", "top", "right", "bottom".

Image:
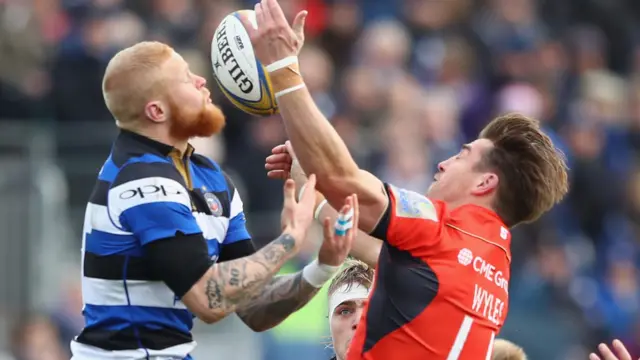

{"left": 391, "top": 185, "right": 438, "bottom": 221}
{"left": 204, "top": 192, "right": 223, "bottom": 217}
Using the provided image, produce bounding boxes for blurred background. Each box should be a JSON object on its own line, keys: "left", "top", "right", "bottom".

{"left": 1, "top": 0, "right": 640, "bottom": 359}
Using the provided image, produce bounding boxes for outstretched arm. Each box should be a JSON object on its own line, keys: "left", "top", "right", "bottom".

{"left": 235, "top": 271, "right": 318, "bottom": 331}
{"left": 236, "top": 193, "right": 358, "bottom": 331}
{"left": 244, "top": 1, "right": 387, "bottom": 233}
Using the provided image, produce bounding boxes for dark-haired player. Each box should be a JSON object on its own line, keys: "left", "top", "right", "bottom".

{"left": 244, "top": 1, "right": 569, "bottom": 359}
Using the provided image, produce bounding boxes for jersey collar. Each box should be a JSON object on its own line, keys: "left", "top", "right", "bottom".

{"left": 118, "top": 130, "right": 194, "bottom": 158}
{"left": 447, "top": 204, "right": 512, "bottom": 262}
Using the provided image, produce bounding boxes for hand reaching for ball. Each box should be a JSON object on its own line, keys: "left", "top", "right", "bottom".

{"left": 239, "top": 0, "right": 308, "bottom": 65}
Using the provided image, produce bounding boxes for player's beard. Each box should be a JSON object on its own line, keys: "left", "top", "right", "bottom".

{"left": 168, "top": 96, "right": 226, "bottom": 140}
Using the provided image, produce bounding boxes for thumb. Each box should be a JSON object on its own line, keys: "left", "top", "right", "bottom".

{"left": 283, "top": 178, "right": 297, "bottom": 206}
{"left": 292, "top": 10, "right": 308, "bottom": 37}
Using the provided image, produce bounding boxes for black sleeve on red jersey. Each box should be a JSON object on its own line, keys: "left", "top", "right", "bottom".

{"left": 369, "top": 184, "right": 392, "bottom": 242}
{"left": 144, "top": 231, "right": 213, "bottom": 298}
{"left": 218, "top": 238, "right": 256, "bottom": 262}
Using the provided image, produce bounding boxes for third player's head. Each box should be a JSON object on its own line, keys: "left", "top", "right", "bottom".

{"left": 427, "top": 113, "right": 568, "bottom": 227}
{"left": 328, "top": 259, "right": 374, "bottom": 360}
{"left": 102, "top": 41, "right": 225, "bottom": 144}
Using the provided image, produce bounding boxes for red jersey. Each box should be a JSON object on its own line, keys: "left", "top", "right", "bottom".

{"left": 347, "top": 183, "right": 512, "bottom": 360}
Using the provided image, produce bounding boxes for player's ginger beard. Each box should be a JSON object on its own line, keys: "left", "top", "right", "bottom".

{"left": 166, "top": 92, "right": 226, "bottom": 140}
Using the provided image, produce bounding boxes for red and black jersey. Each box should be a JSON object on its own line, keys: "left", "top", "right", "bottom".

{"left": 347, "top": 184, "right": 512, "bottom": 360}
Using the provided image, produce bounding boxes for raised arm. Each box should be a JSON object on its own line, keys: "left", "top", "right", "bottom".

{"left": 243, "top": 2, "right": 387, "bottom": 233}
{"left": 108, "top": 160, "right": 318, "bottom": 325}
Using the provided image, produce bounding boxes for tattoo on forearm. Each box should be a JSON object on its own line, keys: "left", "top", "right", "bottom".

{"left": 204, "top": 233, "right": 296, "bottom": 317}
{"left": 236, "top": 271, "right": 320, "bottom": 331}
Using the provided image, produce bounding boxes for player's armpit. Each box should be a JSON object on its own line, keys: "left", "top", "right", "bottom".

{"left": 161, "top": 232, "right": 298, "bottom": 324}
{"left": 235, "top": 271, "right": 319, "bottom": 332}
{"left": 370, "top": 183, "right": 446, "bottom": 253}
{"left": 317, "top": 198, "right": 382, "bottom": 268}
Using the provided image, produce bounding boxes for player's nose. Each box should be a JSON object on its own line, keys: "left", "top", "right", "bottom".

{"left": 195, "top": 75, "right": 207, "bottom": 89}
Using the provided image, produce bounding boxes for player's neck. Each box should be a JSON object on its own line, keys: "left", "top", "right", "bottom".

{"left": 448, "top": 197, "right": 496, "bottom": 215}
{"left": 128, "top": 126, "right": 189, "bottom": 154}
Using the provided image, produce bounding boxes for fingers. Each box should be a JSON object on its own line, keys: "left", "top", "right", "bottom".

{"left": 271, "top": 143, "right": 288, "bottom": 154}
{"left": 299, "top": 174, "right": 317, "bottom": 206}
{"left": 238, "top": 10, "right": 258, "bottom": 38}
{"left": 292, "top": 10, "right": 308, "bottom": 36}
{"left": 266, "top": 0, "right": 288, "bottom": 26}
{"left": 596, "top": 343, "right": 618, "bottom": 360}
{"left": 261, "top": 0, "right": 274, "bottom": 30}
{"left": 267, "top": 170, "right": 289, "bottom": 180}
{"left": 285, "top": 140, "right": 297, "bottom": 159}
{"left": 352, "top": 194, "right": 359, "bottom": 230}
{"left": 265, "top": 153, "right": 292, "bottom": 167}
{"left": 589, "top": 354, "right": 602, "bottom": 360}
{"left": 282, "top": 178, "right": 296, "bottom": 206}
{"left": 612, "top": 339, "right": 631, "bottom": 360}
{"left": 322, "top": 217, "right": 333, "bottom": 242}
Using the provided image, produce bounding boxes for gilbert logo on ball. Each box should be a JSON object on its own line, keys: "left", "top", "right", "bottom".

{"left": 211, "top": 10, "right": 278, "bottom": 116}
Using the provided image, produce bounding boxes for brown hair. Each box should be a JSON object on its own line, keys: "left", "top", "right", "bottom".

{"left": 479, "top": 113, "right": 569, "bottom": 227}
{"left": 102, "top": 41, "right": 174, "bottom": 125}
{"left": 328, "top": 259, "right": 374, "bottom": 296}
{"left": 491, "top": 339, "right": 527, "bottom": 360}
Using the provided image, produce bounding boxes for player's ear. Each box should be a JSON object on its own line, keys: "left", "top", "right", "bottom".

{"left": 471, "top": 172, "right": 499, "bottom": 196}
{"left": 144, "top": 100, "right": 168, "bottom": 123}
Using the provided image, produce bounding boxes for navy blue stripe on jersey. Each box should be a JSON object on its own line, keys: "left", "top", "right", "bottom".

{"left": 77, "top": 325, "right": 192, "bottom": 351}
{"left": 83, "top": 252, "right": 159, "bottom": 281}
{"left": 111, "top": 160, "right": 185, "bottom": 188}
{"left": 77, "top": 131, "right": 254, "bottom": 357}
{"left": 89, "top": 180, "right": 110, "bottom": 207}
{"left": 79, "top": 305, "right": 192, "bottom": 350}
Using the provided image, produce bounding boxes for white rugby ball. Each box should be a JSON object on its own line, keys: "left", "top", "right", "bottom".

{"left": 211, "top": 10, "right": 278, "bottom": 116}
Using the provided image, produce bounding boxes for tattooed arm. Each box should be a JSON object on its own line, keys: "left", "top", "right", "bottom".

{"left": 236, "top": 271, "right": 319, "bottom": 331}
{"left": 169, "top": 230, "right": 302, "bottom": 325}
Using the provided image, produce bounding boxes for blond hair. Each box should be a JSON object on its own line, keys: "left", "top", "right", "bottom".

{"left": 492, "top": 339, "right": 527, "bottom": 360}
{"left": 328, "top": 259, "right": 374, "bottom": 296}
{"left": 102, "top": 41, "right": 174, "bottom": 125}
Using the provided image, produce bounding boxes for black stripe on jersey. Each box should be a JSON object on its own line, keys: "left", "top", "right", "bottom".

{"left": 88, "top": 180, "right": 110, "bottom": 206}
{"left": 76, "top": 326, "right": 192, "bottom": 351}
{"left": 222, "top": 171, "right": 237, "bottom": 200}
{"left": 369, "top": 183, "right": 392, "bottom": 242}
{"left": 191, "top": 153, "right": 218, "bottom": 171}
{"left": 111, "top": 161, "right": 187, "bottom": 188}
{"left": 83, "top": 252, "right": 162, "bottom": 281}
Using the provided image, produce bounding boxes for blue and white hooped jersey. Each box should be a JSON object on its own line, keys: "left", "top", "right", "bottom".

{"left": 71, "top": 130, "right": 252, "bottom": 359}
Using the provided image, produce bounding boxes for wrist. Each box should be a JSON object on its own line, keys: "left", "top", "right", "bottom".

{"left": 302, "top": 259, "right": 341, "bottom": 288}
{"left": 267, "top": 58, "right": 305, "bottom": 99}
{"left": 281, "top": 228, "right": 303, "bottom": 254}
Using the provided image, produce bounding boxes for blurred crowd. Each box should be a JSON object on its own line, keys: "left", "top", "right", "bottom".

{"left": 2, "top": 0, "right": 640, "bottom": 359}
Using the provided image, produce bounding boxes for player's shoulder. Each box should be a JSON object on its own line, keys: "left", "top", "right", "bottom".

{"left": 386, "top": 183, "right": 443, "bottom": 223}
{"left": 111, "top": 157, "right": 185, "bottom": 189}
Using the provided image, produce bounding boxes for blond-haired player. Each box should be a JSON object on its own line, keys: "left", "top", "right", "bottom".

{"left": 71, "top": 40, "right": 357, "bottom": 360}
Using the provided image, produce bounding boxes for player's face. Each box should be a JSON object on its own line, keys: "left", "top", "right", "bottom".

{"left": 330, "top": 299, "right": 366, "bottom": 360}
{"left": 162, "top": 53, "right": 225, "bottom": 139}
{"left": 427, "top": 139, "right": 498, "bottom": 204}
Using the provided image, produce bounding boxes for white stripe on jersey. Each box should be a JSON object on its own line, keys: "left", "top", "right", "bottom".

{"left": 84, "top": 203, "right": 133, "bottom": 235}
{"left": 71, "top": 340, "right": 196, "bottom": 360}
{"left": 193, "top": 212, "right": 228, "bottom": 242}
{"left": 229, "top": 189, "right": 244, "bottom": 219}
{"left": 108, "top": 177, "right": 191, "bottom": 228}
{"left": 82, "top": 277, "right": 187, "bottom": 309}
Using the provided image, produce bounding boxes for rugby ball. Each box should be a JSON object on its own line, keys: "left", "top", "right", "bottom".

{"left": 211, "top": 10, "right": 278, "bottom": 116}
